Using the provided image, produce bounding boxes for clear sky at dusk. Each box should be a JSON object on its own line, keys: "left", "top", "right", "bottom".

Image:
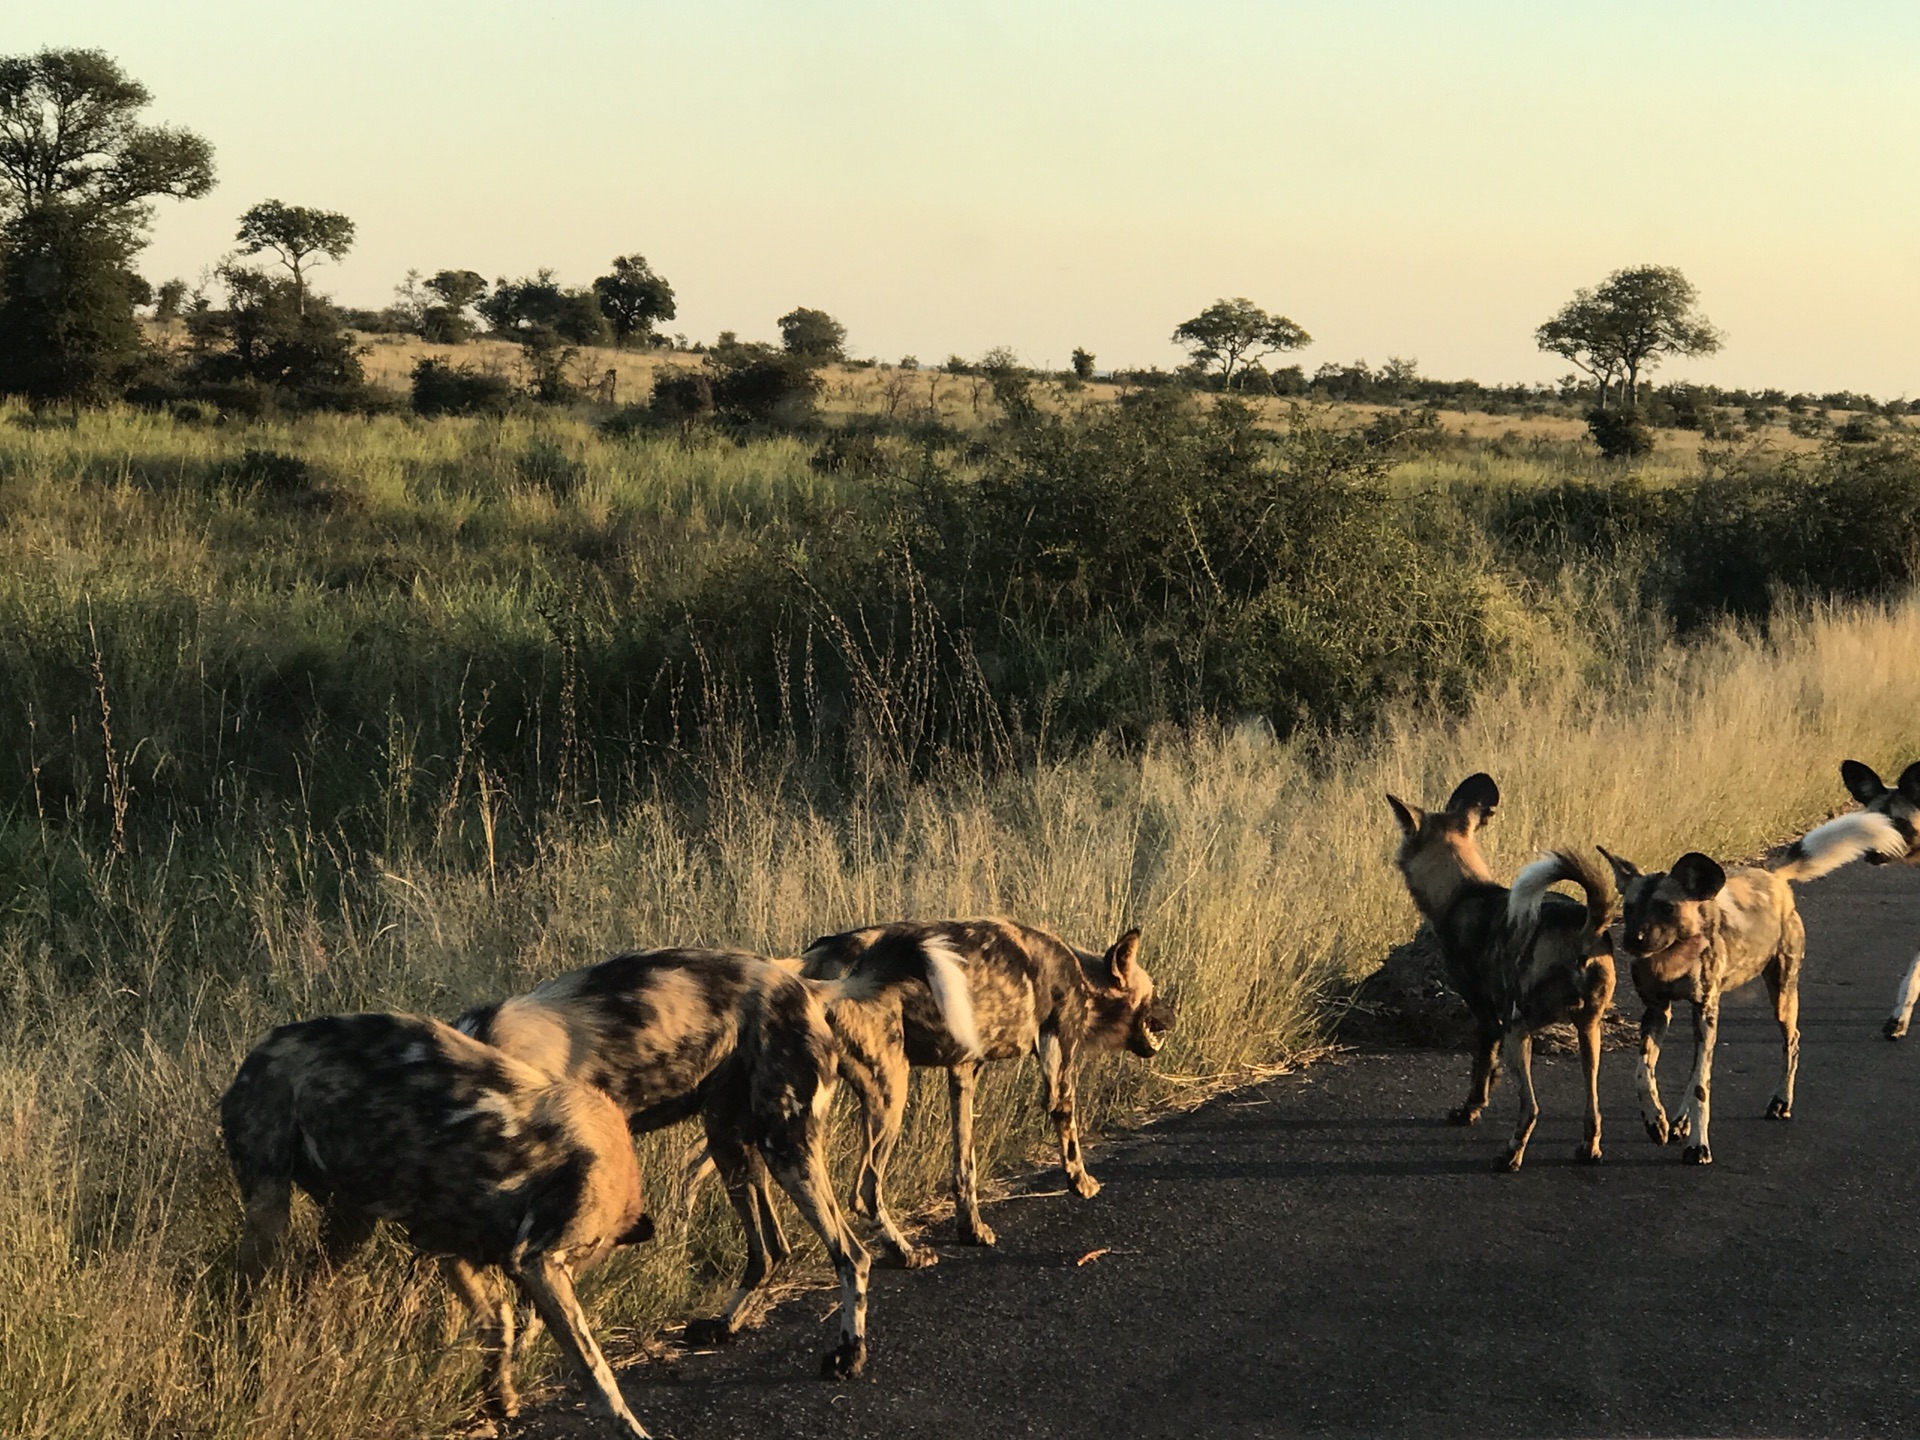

{"left": 17, "top": 1, "right": 1920, "bottom": 394}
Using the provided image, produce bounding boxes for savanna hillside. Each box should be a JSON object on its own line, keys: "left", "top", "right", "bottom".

{"left": 6, "top": 380, "right": 1920, "bottom": 1439}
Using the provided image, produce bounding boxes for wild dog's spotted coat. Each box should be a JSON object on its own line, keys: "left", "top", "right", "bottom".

{"left": 1833, "top": 760, "right": 1920, "bottom": 1039}
{"left": 221, "top": 1012, "right": 655, "bottom": 1437}
{"left": 1386, "top": 773, "right": 1616, "bottom": 1172}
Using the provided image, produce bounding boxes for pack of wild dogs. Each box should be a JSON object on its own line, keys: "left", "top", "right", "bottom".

{"left": 221, "top": 758, "right": 1920, "bottom": 1436}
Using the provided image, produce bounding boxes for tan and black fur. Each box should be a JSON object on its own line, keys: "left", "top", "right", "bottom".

{"left": 456, "top": 944, "right": 972, "bottom": 1378}
{"left": 1602, "top": 808, "right": 1904, "bottom": 1163}
{"left": 1386, "top": 773, "right": 1616, "bottom": 1171}
{"left": 799, "top": 918, "right": 1173, "bottom": 1258}
{"left": 221, "top": 1012, "right": 655, "bottom": 1438}
{"left": 1834, "top": 760, "right": 1920, "bottom": 1038}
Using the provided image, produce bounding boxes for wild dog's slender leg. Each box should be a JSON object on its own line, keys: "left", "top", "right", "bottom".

{"left": 743, "top": 1149, "right": 791, "bottom": 1266}
{"left": 1040, "top": 1030, "right": 1099, "bottom": 1198}
{"left": 852, "top": 1046, "right": 930, "bottom": 1268}
{"left": 765, "top": 1145, "right": 873, "bottom": 1380}
{"left": 1765, "top": 925, "right": 1803, "bottom": 1120}
{"left": 514, "top": 1253, "right": 651, "bottom": 1439}
{"left": 442, "top": 1257, "right": 519, "bottom": 1420}
{"left": 234, "top": 1175, "right": 292, "bottom": 1282}
{"left": 949, "top": 1061, "right": 995, "bottom": 1246}
{"left": 1638, "top": 1000, "right": 1675, "bottom": 1144}
{"left": 1887, "top": 945, "right": 1920, "bottom": 1040}
{"left": 684, "top": 1130, "right": 779, "bottom": 1347}
{"left": 1682, "top": 994, "right": 1720, "bottom": 1165}
{"left": 1451, "top": 1022, "right": 1500, "bottom": 1126}
{"left": 1500, "top": 1029, "right": 1539, "bottom": 1172}
{"left": 1576, "top": 1005, "right": 1605, "bottom": 1163}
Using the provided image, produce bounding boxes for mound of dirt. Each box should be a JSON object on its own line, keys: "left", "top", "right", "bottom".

{"left": 1334, "top": 923, "right": 1636, "bottom": 1053}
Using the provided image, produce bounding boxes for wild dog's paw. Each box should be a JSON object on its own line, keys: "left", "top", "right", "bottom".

{"left": 1498, "top": 1148, "right": 1526, "bottom": 1173}
{"left": 956, "top": 1217, "right": 998, "bottom": 1247}
{"left": 1681, "top": 1143, "right": 1712, "bottom": 1166}
{"left": 820, "top": 1338, "right": 867, "bottom": 1380}
{"left": 1071, "top": 1172, "right": 1102, "bottom": 1199}
{"left": 894, "top": 1244, "right": 940, "bottom": 1271}
{"left": 1575, "top": 1144, "right": 1604, "bottom": 1164}
{"left": 1448, "top": 1104, "right": 1483, "bottom": 1127}
{"left": 682, "top": 1316, "right": 736, "bottom": 1349}
{"left": 1886, "top": 1018, "right": 1908, "bottom": 1041}
{"left": 1643, "top": 1116, "right": 1670, "bottom": 1146}
{"left": 1669, "top": 1113, "right": 1692, "bottom": 1142}
{"left": 1766, "top": 1097, "right": 1793, "bottom": 1121}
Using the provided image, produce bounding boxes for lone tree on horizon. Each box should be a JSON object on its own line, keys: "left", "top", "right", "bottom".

{"left": 1172, "top": 298, "right": 1311, "bottom": 390}
{"left": 592, "top": 254, "right": 675, "bottom": 348}
{"left": 0, "top": 47, "right": 214, "bottom": 400}
{"left": 1536, "top": 265, "right": 1721, "bottom": 409}
{"left": 778, "top": 306, "right": 847, "bottom": 362}
{"left": 235, "top": 199, "right": 355, "bottom": 315}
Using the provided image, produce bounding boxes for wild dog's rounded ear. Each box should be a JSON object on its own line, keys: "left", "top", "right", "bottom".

{"left": 1597, "top": 846, "right": 1640, "bottom": 888}
{"left": 1670, "top": 852, "right": 1727, "bottom": 901}
{"left": 1446, "top": 773, "right": 1499, "bottom": 828}
{"left": 1106, "top": 928, "right": 1143, "bottom": 987}
{"left": 1386, "top": 794, "right": 1424, "bottom": 836}
{"left": 1842, "top": 759, "right": 1888, "bottom": 804}
{"left": 1897, "top": 762, "right": 1920, "bottom": 806}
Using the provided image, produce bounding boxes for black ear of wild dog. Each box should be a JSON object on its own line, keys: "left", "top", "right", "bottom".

{"left": 1445, "top": 773, "right": 1499, "bottom": 823}
{"left": 1898, "top": 761, "right": 1920, "bottom": 806}
{"left": 1842, "top": 759, "right": 1887, "bottom": 804}
{"left": 1670, "top": 852, "right": 1727, "bottom": 901}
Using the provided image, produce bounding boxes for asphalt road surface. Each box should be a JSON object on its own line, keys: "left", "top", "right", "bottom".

{"left": 547, "top": 864, "right": 1920, "bottom": 1439}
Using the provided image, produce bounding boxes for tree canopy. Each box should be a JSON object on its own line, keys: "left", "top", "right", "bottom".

{"left": 1172, "top": 298, "right": 1311, "bottom": 389}
{"left": 778, "top": 306, "right": 847, "bottom": 361}
{"left": 1536, "top": 265, "right": 1721, "bottom": 409}
{"left": 235, "top": 200, "right": 356, "bottom": 313}
{"left": 592, "top": 254, "right": 675, "bottom": 348}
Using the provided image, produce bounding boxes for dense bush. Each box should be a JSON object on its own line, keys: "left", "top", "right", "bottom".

{"left": 410, "top": 357, "right": 515, "bottom": 417}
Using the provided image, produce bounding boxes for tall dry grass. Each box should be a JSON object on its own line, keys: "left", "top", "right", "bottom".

{"left": 5, "top": 589, "right": 1920, "bottom": 1438}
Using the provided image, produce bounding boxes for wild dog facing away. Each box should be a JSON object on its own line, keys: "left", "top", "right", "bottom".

{"left": 1386, "top": 773, "right": 1616, "bottom": 1172}
{"left": 1601, "top": 809, "right": 1906, "bottom": 1164}
{"left": 797, "top": 918, "right": 1174, "bottom": 1259}
{"left": 456, "top": 944, "right": 973, "bottom": 1378}
{"left": 220, "top": 1013, "right": 656, "bottom": 1439}
{"left": 1835, "top": 760, "right": 1920, "bottom": 1038}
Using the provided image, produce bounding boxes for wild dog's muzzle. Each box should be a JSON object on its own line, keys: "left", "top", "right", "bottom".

{"left": 1129, "top": 997, "right": 1177, "bottom": 1058}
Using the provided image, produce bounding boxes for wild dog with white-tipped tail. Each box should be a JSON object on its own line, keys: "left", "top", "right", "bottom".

{"left": 221, "top": 1012, "right": 657, "bottom": 1438}
{"left": 1386, "top": 773, "right": 1617, "bottom": 1172}
{"left": 1831, "top": 760, "right": 1920, "bottom": 1039}
{"left": 799, "top": 919, "right": 1173, "bottom": 1256}
{"left": 455, "top": 943, "right": 972, "bottom": 1378}
{"left": 1602, "top": 808, "right": 1906, "bottom": 1164}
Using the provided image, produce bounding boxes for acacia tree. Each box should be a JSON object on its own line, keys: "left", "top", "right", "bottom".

{"left": 235, "top": 200, "right": 355, "bottom": 314}
{"left": 1172, "top": 298, "right": 1311, "bottom": 389}
{"left": 0, "top": 48, "right": 214, "bottom": 401}
{"left": 1536, "top": 265, "right": 1721, "bottom": 409}
{"left": 421, "top": 268, "right": 488, "bottom": 342}
{"left": 592, "top": 254, "right": 675, "bottom": 348}
{"left": 778, "top": 306, "right": 847, "bottom": 361}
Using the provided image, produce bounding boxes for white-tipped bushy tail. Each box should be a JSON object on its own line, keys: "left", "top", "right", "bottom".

{"left": 921, "top": 937, "right": 981, "bottom": 1058}
{"left": 1773, "top": 811, "right": 1907, "bottom": 882}
{"left": 1507, "top": 848, "right": 1613, "bottom": 937}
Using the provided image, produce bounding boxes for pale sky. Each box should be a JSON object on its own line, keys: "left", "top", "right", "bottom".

{"left": 18, "top": 2, "right": 1920, "bottom": 395}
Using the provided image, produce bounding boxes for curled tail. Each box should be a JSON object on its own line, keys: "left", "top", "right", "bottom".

{"left": 806, "top": 929, "right": 981, "bottom": 1058}
{"left": 1773, "top": 811, "right": 1907, "bottom": 883}
{"left": 1508, "top": 848, "right": 1614, "bottom": 947}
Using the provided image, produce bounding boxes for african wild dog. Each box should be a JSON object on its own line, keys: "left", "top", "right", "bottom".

{"left": 795, "top": 919, "right": 1174, "bottom": 1258}
{"left": 456, "top": 943, "right": 974, "bottom": 1379}
{"left": 1386, "top": 773, "right": 1616, "bottom": 1171}
{"left": 1833, "top": 760, "right": 1920, "bottom": 1038}
{"left": 1601, "top": 809, "right": 1905, "bottom": 1164}
{"left": 220, "top": 1012, "right": 655, "bottom": 1438}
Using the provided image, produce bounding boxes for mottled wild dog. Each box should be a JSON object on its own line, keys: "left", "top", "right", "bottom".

{"left": 1834, "top": 760, "right": 1920, "bottom": 1038}
{"left": 1386, "top": 773, "right": 1616, "bottom": 1171}
{"left": 457, "top": 944, "right": 973, "bottom": 1378}
{"left": 1602, "top": 809, "right": 1905, "bottom": 1164}
{"left": 221, "top": 1013, "right": 656, "bottom": 1438}
{"left": 799, "top": 919, "right": 1173, "bottom": 1256}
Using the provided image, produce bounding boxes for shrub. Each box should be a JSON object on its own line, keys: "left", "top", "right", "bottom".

{"left": 1587, "top": 406, "right": 1654, "bottom": 459}
{"left": 410, "top": 357, "right": 514, "bottom": 417}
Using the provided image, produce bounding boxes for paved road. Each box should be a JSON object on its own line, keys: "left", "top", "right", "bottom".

{"left": 562, "top": 865, "right": 1920, "bottom": 1439}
